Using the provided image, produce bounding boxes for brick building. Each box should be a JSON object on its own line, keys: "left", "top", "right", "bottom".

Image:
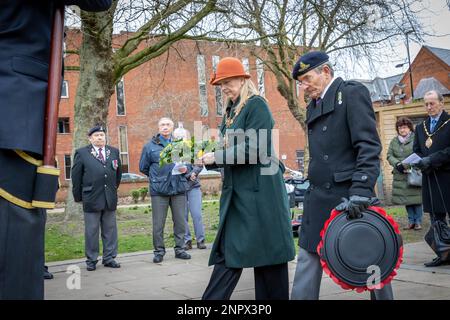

{"left": 56, "top": 29, "right": 306, "bottom": 198}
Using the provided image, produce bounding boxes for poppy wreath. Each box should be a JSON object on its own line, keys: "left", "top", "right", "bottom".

{"left": 317, "top": 206, "right": 403, "bottom": 292}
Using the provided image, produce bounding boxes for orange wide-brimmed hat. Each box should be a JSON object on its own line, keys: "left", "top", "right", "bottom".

{"left": 209, "top": 57, "right": 251, "bottom": 85}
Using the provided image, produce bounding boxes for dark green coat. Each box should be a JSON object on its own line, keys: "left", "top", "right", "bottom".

{"left": 208, "top": 95, "right": 295, "bottom": 268}
{"left": 386, "top": 134, "right": 422, "bottom": 205}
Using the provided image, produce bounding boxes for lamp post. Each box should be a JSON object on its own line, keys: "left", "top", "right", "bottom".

{"left": 395, "top": 31, "right": 414, "bottom": 101}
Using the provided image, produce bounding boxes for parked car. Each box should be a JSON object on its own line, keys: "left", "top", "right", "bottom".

{"left": 284, "top": 178, "right": 309, "bottom": 206}
{"left": 121, "top": 173, "right": 148, "bottom": 183}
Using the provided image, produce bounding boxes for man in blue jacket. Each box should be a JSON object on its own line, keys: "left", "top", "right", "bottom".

{"left": 0, "top": 0, "right": 112, "bottom": 300}
{"left": 139, "top": 118, "right": 192, "bottom": 263}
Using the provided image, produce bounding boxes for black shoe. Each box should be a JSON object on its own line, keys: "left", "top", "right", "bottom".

{"left": 424, "top": 257, "right": 445, "bottom": 267}
{"left": 153, "top": 255, "right": 163, "bottom": 263}
{"left": 184, "top": 240, "right": 192, "bottom": 250}
{"left": 175, "top": 251, "right": 191, "bottom": 260}
{"left": 197, "top": 240, "right": 207, "bottom": 249}
{"left": 103, "top": 260, "right": 121, "bottom": 268}
{"left": 44, "top": 266, "right": 54, "bottom": 280}
{"left": 87, "top": 264, "right": 97, "bottom": 271}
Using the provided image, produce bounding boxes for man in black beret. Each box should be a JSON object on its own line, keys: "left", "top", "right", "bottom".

{"left": 71, "top": 125, "right": 122, "bottom": 272}
{"left": 290, "top": 51, "right": 393, "bottom": 300}
{"left": 0, "top": 1, "right": 112, "bottom": 300}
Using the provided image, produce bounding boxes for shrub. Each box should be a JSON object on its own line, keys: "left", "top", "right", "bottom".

{"left": 131, "top": 190, "right": 140, "bottom": 203}
{"left": 139, "top": 187, "right": 149, "bottom": 201}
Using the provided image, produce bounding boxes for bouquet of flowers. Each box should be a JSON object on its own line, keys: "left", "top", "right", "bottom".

{"left": 159, "top": 137, "right": 218, "bottom": 167}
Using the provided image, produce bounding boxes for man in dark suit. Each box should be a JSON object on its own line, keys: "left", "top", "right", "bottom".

{"left": 289, "top": 51, "right": 393, "bottom": 300}
{"left": 71, "top": 125, "right": 122, "bottom": 271}
{"left": 0, "top": 0, "right": 112, "bottom": 300}
{"left": 414, "top": 90, "right": 450, "bottom": 267}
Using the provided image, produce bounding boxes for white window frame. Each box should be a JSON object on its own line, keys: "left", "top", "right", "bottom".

{"left": 212, "top": 55, "right": 224, "bottom": 116}
{"left": 116, "top": 78, "right": 126, "bottom": 116}
{"left": 118, "top": 125, "right": 129, "bottom": 173}
{"left": 197, "top": 55, "right": 209, "bottom": 117}
{"left": 61, "top": 80, "right": 69, "bottom": 98}
{"left": 64, "top": 154, "right": 71, "bottom": 180}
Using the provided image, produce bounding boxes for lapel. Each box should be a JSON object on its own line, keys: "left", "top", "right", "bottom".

{"left": 435, "top": 111, "right": 449, "bottom": 131}
{"left": 306, "top": 77, "right": 344, "bottom": 125}
{"left": 89, "top": 145, "right": 106, "bottom": 164}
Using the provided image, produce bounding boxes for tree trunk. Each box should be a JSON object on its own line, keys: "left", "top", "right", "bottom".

{"left": 65, "top": 9, "right": 115, "bottom": 220}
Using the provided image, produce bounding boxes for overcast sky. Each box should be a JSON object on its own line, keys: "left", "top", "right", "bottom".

{"left": 343, "top": 0, "right": 450, "bottom": 80}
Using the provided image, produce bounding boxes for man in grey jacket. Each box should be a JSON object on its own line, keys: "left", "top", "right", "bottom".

{"left": 139, "top": 118, "right": 191, "bottom": 263}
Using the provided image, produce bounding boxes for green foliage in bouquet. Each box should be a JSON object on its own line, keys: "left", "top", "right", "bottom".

{"left": 159, "top": 137, "right": 218, "bottom": 167}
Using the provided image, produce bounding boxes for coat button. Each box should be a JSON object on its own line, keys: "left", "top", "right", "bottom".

{"left": 361, "top": 175, "right": 368, "bottom": 181}
{"left": 104, "top": 185, "right": 107, "bottom": 188}
{"left": 324, "top": 182, "right": 331, "bottom": 189}
{"left": 105, "top": 174, "right": 107, "bottom": 178}
{"left": 308, "top": 129, "right": 313, "bottom": 135}
{"left": 323, "top": 155, "right": 329, "bottom": 161}
{"left": 322, "top": 126, "right": 327, "bottom": 132}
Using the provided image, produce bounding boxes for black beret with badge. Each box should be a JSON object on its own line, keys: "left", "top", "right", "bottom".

{"left": 88, "top": 125, "right": 106, "bottom": 136}
{"left": 292, "top": 51, "right": 330, "bottom": 80}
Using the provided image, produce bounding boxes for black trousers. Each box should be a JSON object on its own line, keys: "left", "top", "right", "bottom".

{"left": 0, "top": 197, "right": 46, "bottom": 300}
{"left": 202, "top": 261, "right": 289, "bottom": 300}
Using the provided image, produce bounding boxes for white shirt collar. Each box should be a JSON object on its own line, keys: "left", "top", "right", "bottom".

{"left": 320, "top": 76, "right": 337, "bottom": 100}
{"left": 92, "top": 145, "right": 105, "bottom": 155}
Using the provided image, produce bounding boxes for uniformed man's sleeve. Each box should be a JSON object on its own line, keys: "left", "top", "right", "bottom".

{"left": 71, "top": 150, "right": 83, "bottom": 202}
{"left": 345, "top": 83, "right": 382, "bottom": 197}
{"left": 64, "top": 0, "right": 112, "bottom": 12}
{"left": 116, "top": 148, "right": 122, "bottom": 187}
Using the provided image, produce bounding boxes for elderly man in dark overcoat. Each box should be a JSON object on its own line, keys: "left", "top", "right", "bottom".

{"left": 72, "top": 126, "right": 122, "bottom": 271}
{"left": 290, "top": 51, "right": 393, "bottom": 300}
{"left": 414, "top": 90, "right": 450, "bottom": 267}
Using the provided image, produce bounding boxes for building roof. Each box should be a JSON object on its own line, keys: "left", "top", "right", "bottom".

{"left": 357, "top": 74, "right": 403, "bottom": 102}
{"left": 426, "top": 46, "right": 450, "bottom": 66}
{"left": 414, "top": 77, "right": 450, "bottom": 99}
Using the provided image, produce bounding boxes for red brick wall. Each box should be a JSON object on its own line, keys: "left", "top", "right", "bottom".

{"left": 55, "top": 30, "right": 305, "bottom": 201}
{"left": 400, "top": 47, "right": 450, "bottom": 100}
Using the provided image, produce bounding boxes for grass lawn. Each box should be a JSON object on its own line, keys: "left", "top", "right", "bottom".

{"left": 45, "top": 200, "right": 429, "bottom": 262}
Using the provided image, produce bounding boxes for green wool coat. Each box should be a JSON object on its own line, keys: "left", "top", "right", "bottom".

{"left": 209, "top": 95, "right": 296, "bottom": 268}
{"left": 387, "top": 133, "right": 422, "bottom": 205}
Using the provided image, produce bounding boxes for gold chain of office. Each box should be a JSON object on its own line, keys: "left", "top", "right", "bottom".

{"left": 423, "top": 118, "right": 450, "bottom": 148}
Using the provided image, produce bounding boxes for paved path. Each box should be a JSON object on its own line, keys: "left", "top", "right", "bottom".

{"left": 44, "top": 241, "right": 450, "bottom": 300}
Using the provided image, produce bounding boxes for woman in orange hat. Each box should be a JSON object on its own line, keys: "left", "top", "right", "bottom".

{"left": 201, "top": 57, "right": 295, "bottom": 300}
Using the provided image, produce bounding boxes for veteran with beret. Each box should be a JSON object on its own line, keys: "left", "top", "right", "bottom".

{"left": 289, "top": 51, "right": 393, "bottom": 300}
{"left": 71, "top": 125, "right": 122, "bottom": 271}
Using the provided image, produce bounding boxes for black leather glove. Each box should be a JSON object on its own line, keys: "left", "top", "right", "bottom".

{"left": 395, "top": 162, "right": 405, "bottom": 174}
{"left": 416, "top": 157, "right": 431, "bottom": 172}
{"left": 335, "top": 195, "right": 380, "bottom": 219}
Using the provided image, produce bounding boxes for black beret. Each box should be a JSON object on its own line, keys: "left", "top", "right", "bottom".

{"left": 292, "top": 51, "right": 329, "bottom": 80}
{"left": 88, "top": 125, "right": 106, "bottom": 136}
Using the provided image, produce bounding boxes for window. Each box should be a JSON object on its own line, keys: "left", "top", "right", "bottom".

{"left": 118, "top": 126, "right": 129, "bottom": 173}
{"left": 242, "top": 57, "right": 250, "bottom": 73}
{"left": 296, "top": 150, "right": 305, "bottom": 173}
{"left": 116, "top": 78, "right": 126, "bottom": 116}
{"left": 61, "top": 80, "right": 69, "bottom": 98}
{"left": 64, "top": 154, "right": 71, "bottom": 180}
{"left": 256, "top": 58, "right": 265, "bottom": 97}
{"left": 212, "top": 56, "right": 224, "bottom": 116}
{"left": 197, "top": 55, "right": 208, "bottom": 117}
{"left": 57, "top": 118, "right": 70, "bottom": 134}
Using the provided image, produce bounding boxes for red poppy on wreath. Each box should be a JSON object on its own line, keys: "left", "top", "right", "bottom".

{"left": 317, "top": 206, "right": 403, "bottom": 293}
